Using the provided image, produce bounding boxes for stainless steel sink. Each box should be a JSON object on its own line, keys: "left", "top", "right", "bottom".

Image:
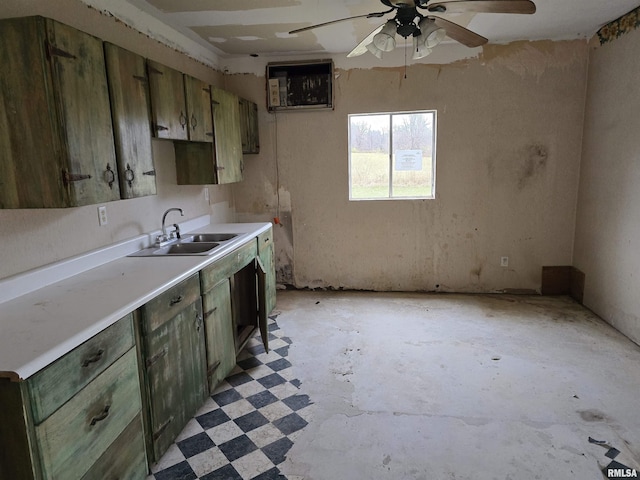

{"left": 183, "top": 233, "right": 238, "bottom": 242}
{"left": 129, "top": 241, "right": 220, "bottom": 257}
{"left": 128, "top": 232, "right": 240, "bottom": 257}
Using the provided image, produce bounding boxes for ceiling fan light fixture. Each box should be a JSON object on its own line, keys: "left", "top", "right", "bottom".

{"left": 418, "top": 18, "right": 446, "bottom": 48}
{"left": 412, "top": 34, "right": 432, "bottom": 59}
{"left": 372, "top": 20, "right": 397, "bottom": 52}
{"left": 366, "top": 41, "right": 384, "bottom": 59}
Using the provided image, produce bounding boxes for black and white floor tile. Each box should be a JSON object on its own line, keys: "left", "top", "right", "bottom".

{"left": 147, "top": 317, "right": 313, "bottom": 480}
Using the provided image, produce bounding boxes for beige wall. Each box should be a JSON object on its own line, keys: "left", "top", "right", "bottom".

{"left": 0, "top": 0, "right": 235, "bottom": 280}
{"left": 229, "top": 41, "right": 589, "bottom": 292}
{"left": 574, "top": 29, "right": 640, "bottom": 344}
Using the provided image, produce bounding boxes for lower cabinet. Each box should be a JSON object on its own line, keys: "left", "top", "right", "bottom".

{"left": 201, "top": 279, "right": 236, "bottom": 391}
{"left": 0, "top": 314, "right": 147, "bottom": 480}
{"left": 138, "top": 273, "right": 208, "bottom": 463}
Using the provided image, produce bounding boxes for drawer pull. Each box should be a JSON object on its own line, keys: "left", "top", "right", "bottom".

{"left": 146, "top": 347, "right": 168, "bottom": 367}
{"left": 81, "top": 349, "right": 105, "bottom": 367}
{"left": 169, "top": 295, "right": 184, "bottom": 306}
{"left": 90, "top": 405, "right": 111, "bottom": 426}
{"left": 207, "top": 360, "right": 221, "bottom": 376}
{"left": 153, "top": 416, "right": 174, "bottom": 440}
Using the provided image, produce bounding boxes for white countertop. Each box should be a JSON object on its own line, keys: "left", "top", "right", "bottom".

{"left": 0, "top": 220, "right": 271, "bottom": 381}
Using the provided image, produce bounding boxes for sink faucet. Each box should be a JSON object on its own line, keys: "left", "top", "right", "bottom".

{"left": 157, "top": 208, "right": 184, "bottom": 245}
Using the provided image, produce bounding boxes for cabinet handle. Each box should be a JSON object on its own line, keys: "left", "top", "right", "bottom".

{"left": 81, "top": 349, "right": 105, "bottom": 367}
{"left": 195, "top": 314, "right": 203, "bottom": 332}
{"left": 190, "top": 114, "right": 198, "bottom": 130}
{"left": 153, "top": 416, "right": 174, "bottom": 440}
{"left": 124, "top": 164, "right": 135, "bottom": 187}
{"left": 90, "top": 405, "right": 111, "bottom": 426}
{"left": 104, "top": 164, "right": 116, "bottom": 189}
{"left": 207, "top": 360, "right": 221, "bottom": 376}
{"left": 179, "top": 111, "right": 187, "bottom": 130}
{"left": 169, "top": 295, "right": 184, "bottom": 306}
{"left": 146, "top": 347, "right": 168, "bottom": 368}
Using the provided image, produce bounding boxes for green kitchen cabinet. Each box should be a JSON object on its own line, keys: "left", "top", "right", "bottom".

{"left": 174, "top": 87, "right": 244, "bottom": 185}
{"left": 138, "top": 274, "right": 208, "bottom": 462}
{"left": 239, "top": 96, "right": 260, "bottom": 154}
{"left": 147, "top": 60, "right": 189, "bottom": 141}
{"left": 212, "top": 87, "right": 244, "bottom": 183}
{"left": 104, "top": 43, "right": 157, "bottom": 199}
{"left": 0, "top": 16, "right": 120, "bottom": 208}
{"left": 0, "top": 314, "right": 147, "bottom": 480}
{"left": 184, "top": 74, "right": 214, "bottom": 143}
{"left": 257, "top": 226, "right": 277, "bottom": 316}
{"left": 201, "top": 279, "right": 236, "bottom": 391}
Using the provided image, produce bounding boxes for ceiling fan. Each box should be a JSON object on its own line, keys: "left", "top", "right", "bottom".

{"left": 289, "top": 0, "right": 536, "bottom": 59}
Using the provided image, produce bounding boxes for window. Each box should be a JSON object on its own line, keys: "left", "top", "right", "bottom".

{"left": 349, "top": 111, "right": 436, "bottom": 200}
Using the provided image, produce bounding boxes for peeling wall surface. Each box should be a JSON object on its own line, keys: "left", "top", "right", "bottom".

{"left": 0, "top": 0, "right": 234, "bottom": 280}
{"left": 229, "top": 40, "right": 589, "bottom": 292}
{"left": 573, "top": 29, "right": 640, "bottom": 344}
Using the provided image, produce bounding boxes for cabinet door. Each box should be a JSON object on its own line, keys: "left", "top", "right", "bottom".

{"left": 184, "top": 75, "right": 214, "bottom": 143}
{"left": 0, "top": 16, "right": 119, "bottom": 208}
{"left": 239, "top": 97, "right": 260, "bottom": 154}
{"left": 104, "top": 43, "right": 156, "bottom": 199}
{"left": 147, "top": 60, "right": 188, "bottom": 140}
{"left": 211, "top": 87, "right": 243, "bottom": 184}
{"left": 258, "top": 238, "right": 276, "bottom": 316}
{"left": 143, "top": 300, "right": 207, "bottom": 461}
{"left": 202, "top": 279, "right": 236, "bottom": 392}
{"left": 256, "top": 257, "right": 270, "bottom": 354}
{"left": 46, "top": 19, "right": 121, "bottom": 207}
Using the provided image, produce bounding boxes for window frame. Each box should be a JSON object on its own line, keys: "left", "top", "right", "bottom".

{"left": 348, "top": 109, "right": 437, "bottom": 201}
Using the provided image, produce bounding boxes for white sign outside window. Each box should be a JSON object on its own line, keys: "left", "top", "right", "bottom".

{"left": 395, "top": 150, "right": 423, "bottom": 171}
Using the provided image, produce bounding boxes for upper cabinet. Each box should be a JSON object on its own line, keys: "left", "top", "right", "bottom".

{"left": 174, "top": 87, "right": 244, "bottom": 185}
{"left": 184, "top": 75, "right": 214, "bottom": 143}
{"left": 239, "top": 97, "right": 260, "bottom": 154}
{"left": 211, "top": 87, "right": 244, "bottom": 183}
{"left": 0, "top": 16, "right": 121, "bottom": 208}
{"left": 104, "top": 43, "right": 157, "bottom": 199}
{"left": 147, "top": 61, "right": 189, "bottom": 141}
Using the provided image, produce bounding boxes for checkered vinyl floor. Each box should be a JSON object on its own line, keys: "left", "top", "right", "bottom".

{"left": 147, "top": 317, "right": 313, "bottom": 480}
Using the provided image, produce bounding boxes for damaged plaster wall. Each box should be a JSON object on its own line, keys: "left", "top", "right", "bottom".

{"left": 229, "top": 40, "right": 588, "bottom": 292}
{"left": 573, "top": 28, "right": 640, "bottom": 345}
{"left": 0, "top": 0, "right": 235, "bottom": 280}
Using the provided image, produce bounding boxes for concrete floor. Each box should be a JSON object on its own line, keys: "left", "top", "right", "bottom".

{"left": 273, "top": 291, "right": 640, "bottom": 480}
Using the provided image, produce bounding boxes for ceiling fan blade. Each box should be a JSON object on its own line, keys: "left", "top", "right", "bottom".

{"left": 430, "top": 16, "right": 488, "bottom": 47}
{"left": 427, "top": 0, "right": 536, "bottom": 15}
{"left": 347, "top": 24, "right": 385, "bottom": 57}
{"left": 289, "top": 9, "right": 392, "bottom": 35}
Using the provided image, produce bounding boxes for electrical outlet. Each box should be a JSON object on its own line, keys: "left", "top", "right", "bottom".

{"left": 204, "top": 187, "right": 209, "bottom": 203}
{"left": 500, "top": 256, "right": 509, "bottom": 267}
{"left": 98, "top": 205, "right": 108, "bottom": 226}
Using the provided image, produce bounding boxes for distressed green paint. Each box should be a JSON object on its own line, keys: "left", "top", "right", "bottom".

{"left": 0, "top": 16, "right": 119, "bottom": 208}
{"left": 104, "top": 43, "right": 157, "bottom": 199}
{"left": 147, "top": 60, "right": 189, "bottom": 140}
{"left": 184, "top": 75, "right": 214, "bottom": 142}
{"left": 202, "top": 279, "right": 236, "bottom": 391}
{"left": 211, "top": 87, "right": 244, "bottom": 184}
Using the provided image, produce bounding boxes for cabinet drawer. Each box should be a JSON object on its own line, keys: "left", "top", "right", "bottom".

{"left": 141, "top": 273, "right": 200, "bottom": 332}
{"left": 35, "top": 348, "right": 141, "bottom": 480}
{"left": 80, "top": 413, "right": 147, "bottom": 480}
{"left": 200, "top": 240, "right": 257, "bottom": 293}
{"left": 257, "top": 227, "right": 273, "bottom": 254}
{"left": 28, "top": 313, "right": 135, "bottom": 424}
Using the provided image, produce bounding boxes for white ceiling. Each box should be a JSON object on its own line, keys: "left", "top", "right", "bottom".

{"left": 119, "top": 0, "right": 639, "bottom": 60}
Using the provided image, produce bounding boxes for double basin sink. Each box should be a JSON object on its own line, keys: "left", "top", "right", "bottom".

{"left": 129, "top": 233, "right": 238, "bottom": 257}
